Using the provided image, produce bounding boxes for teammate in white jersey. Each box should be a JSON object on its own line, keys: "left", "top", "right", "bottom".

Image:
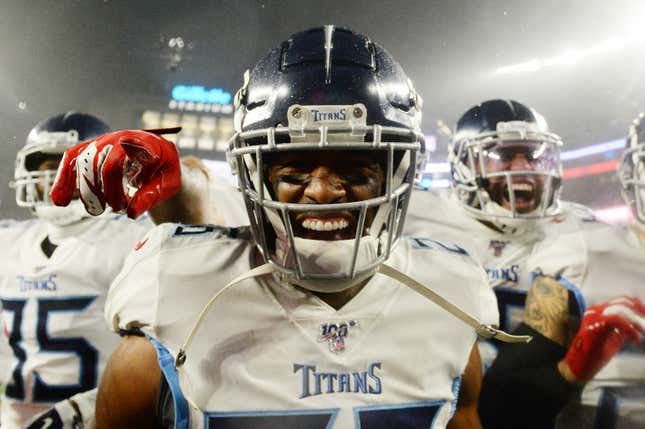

{"left": 407, "top": 100, "right": 591, "bottom": 333}
{"left": 50, "top": 26, "right": 530, "bottom": 429}
{"left": 554, "top": 113, "right": 645, "bottom": 428}
{"left": 0, "top": 112, "right": 152, "bottom": 428}
{"left": 439, "top": 103, "right": 645, "bottom": 428}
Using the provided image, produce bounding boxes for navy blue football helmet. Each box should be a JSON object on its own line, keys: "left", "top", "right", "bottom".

{"left": 619, "top": 113, "right": 645, "bottom": 223}
{"left": 449, "top": 99, "right": 563, "bottom": 220}
{"left": 13, "top": 112, "right": 110, "bottom": 221}
{"left": 228, "top": 26, "right": 423, "bottom": 289}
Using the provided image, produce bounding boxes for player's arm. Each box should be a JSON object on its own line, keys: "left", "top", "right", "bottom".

{"left": 148, "top": 156, "right": 224, "bottom": 225}
{"left": 478, "top": 275, "right": 580, "bottom": 429}
{"left": 448, "top": 344, "right": 483, "bottom": 429}
{"left": 51, "top": 129, "right": 222, "bottom": 225}
{"left": 96, "top": 335, "right": 161, "bottom": 429}
{"left": 479, "top": 276, "right": 645, "bottom": 429}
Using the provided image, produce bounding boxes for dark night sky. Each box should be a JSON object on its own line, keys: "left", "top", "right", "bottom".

{"left": 1, "top": 0, "right": 644, "bottom": 217}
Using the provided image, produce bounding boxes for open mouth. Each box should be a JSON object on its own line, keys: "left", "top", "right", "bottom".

{"left": 503, "top": 181, "right": 538, "bottom": 212}
{"left": 294, "top": 212, "right": 356, "bottom": 240}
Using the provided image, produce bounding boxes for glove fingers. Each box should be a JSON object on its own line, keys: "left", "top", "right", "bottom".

{"left": 608, "top": 317, "right": 641, "bottom": 344}
{"left": 608, "top": 296, "right": 645, "bottom": 315}
{"left": 126, "top": 173, "right": 164, "bottom": 219}
{"left": 76, "top": 141, "right": 109, "bottom": 216}
{"left": 50, "top": 142, "right": 89, "bottom": 206}
{"left": 603, "top": 303, "right": 645, "bottom": 335}
{"left": 100, "top": 143, "right": 129, "bottom": 213}
{"left": 126, "top": 163, "right": 182, "bottom": 219}
{"left": 121, "top": 139, "right": 158, "bottom": 168}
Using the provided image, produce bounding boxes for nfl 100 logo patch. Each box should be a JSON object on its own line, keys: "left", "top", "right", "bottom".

{"left": 318, "top": 321, "right": 357, "bottom": 353}
{"left": 489, "top": 239, "right": 509, "bottom": 257}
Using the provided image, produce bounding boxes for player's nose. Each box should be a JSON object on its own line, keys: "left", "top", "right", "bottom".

{"left": 509, "top": 154, "right": 532, "bottom": 170}
{"left": 304, "top": 167, "right": 346, "bottom": 204}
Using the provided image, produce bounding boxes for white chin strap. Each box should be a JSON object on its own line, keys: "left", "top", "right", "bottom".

{"left": 174, "top": 261, "right": 531, "bottom": 373}
{"left": 478, "top": 200, "right": 541, "bottom": 233}
{"left": 33, "top": 200, "right": 89, "bottom": 226}
{"left": 275, "top": 235, "right": 380, "bottom": 293}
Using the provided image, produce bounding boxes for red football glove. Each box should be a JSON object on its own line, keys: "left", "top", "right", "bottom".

{"left": 564, "top": 296, "right": 645, "bottom": 381}
{"left": 50, "top": 129, "right": 181, "bottom": 219}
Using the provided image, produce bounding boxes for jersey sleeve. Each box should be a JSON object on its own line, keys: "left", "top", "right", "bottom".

{"left": 104, "top": 223, "right": 174, "bottom": 336}
{"left": 105, "top": 223, "right": 253, "bottom": 344}
{"left": 404, "top": 236, "right": 500, "bottom": 328}
{"left": 528, "top": 204, "right": 605, "bottom": 314}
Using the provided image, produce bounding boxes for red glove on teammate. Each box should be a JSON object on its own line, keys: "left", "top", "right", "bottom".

{"left": 50, "top": 129, "right": 181, "bottom": 219}
{"left": 564, "top": 296, "right": 645, "bottom": 381}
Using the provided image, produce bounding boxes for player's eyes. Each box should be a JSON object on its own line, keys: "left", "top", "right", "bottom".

{"left": 343, "top": 174, "right": 370, "bottom": 185}
{"left": 279, "top": 174, "right": 307, "bottom": 185}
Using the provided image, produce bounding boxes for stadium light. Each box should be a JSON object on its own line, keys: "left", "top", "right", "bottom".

{"left": 495, "top": 37, "right": 627, "bottom": 76}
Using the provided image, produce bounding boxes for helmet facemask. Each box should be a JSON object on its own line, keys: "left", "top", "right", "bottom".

{"left": 450, "top": 120, "right": 563, "bottom": 220}
{"left": 619, "top": 117, "right": 645, "bottom": 224}
{"left": 12, "top": 130, "right": 88, "bottom": 225}
{"left": 229, "top": 104, "right": 420, "bottom": 292}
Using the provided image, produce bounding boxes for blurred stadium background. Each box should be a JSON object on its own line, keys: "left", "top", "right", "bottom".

{"left": 1, "top": 0, "right": 644, "bottom": 222}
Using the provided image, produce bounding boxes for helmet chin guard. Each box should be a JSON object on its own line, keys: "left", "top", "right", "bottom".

{"left": 33, "top": 200, "right": 90, "bottom": 226}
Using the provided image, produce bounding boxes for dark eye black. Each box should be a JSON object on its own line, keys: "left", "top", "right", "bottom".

{"left": 279, "top": 175, "right": 307, "bottom": 185}
{"left": 343, "top": 174, "right": 369, "bottom": 185}
{"left": 499, "top": 152, "right": 515, "bottom": 163}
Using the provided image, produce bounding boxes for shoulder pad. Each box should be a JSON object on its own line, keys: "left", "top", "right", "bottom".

{"left": 559, "top": 201, "right": 599, "bottom": 223}
{"left": 407, "top": 236, "right": 470, "bottom": 258}
{"left": 125, "top": 223, "right": 251, "bottom": 262}
{"left": 170, "top": 224, "right": 251, "bottom": 240}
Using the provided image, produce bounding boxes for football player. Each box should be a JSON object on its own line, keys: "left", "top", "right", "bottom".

{"left": 50, "top": 27, "right": 526, "bottom": 429}
{"left": 405, "top": 100, "right": 644, "bottom": 428}
{"left": 553, "top": 113, "right": 645, "bottom": 428}
{"left": 467, "top": 111, "right": 645, "bottom": 427}
{"left": 406, "top": 99, "right": 592, "bottom": 370}
{"left": 0, "top": 112, "right": 154, "bottom": 428}
{"left": 407, "top": 99, "right": 589, "bottom": 317}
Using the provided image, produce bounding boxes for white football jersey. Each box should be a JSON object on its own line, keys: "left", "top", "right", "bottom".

{"left": 405, "top": 190, "right": 598, "bottom": 367}
{"left": 106, "top": 223, "right": 498, "bottom": 429}
{"left": 406, "top": 190, "right": 595, "bottom": 330}
{"left": 0, "top": 214, "right": 150, "bottom": 427}
{"left": 556, "top": 223, "right": 645, "bottom": 428}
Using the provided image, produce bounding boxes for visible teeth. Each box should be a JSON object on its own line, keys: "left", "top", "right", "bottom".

{"left": 512, "top": 183, "right": 533, "bottom": 192}
{"left": 302, "top": 218, "right": 349, "bottom": 231}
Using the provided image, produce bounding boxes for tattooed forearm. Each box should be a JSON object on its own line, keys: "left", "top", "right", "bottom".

{"left": 523, "top": 275, "right": 570, "bottom": 346}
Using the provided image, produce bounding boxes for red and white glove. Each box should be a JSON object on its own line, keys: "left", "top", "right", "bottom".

{"left": 564, "top": 296, "right": 645, "bottom": 381}
{"left": 51, "top": 129, "right": 181, "bottom": 219}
